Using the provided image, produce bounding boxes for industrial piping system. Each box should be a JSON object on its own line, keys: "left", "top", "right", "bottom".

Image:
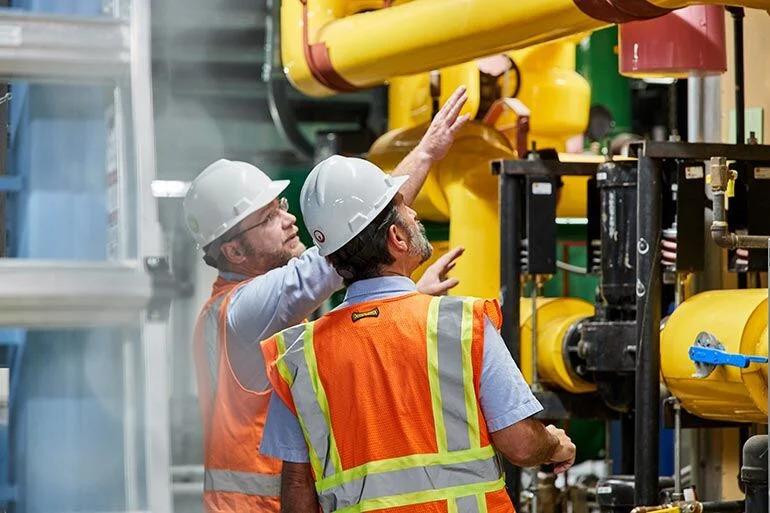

{"left": 281, "top": 0, "right": 770, "bottom": 96}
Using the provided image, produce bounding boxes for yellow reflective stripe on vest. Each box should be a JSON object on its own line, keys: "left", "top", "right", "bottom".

{"left": 302, "top": 322, "right": 344, "bottom": 477}
{"left": 277, "top": 323, "right": 342, "bottom": 479}
{"left": 334, "top": 477, "right": 505, "bottom": 513}
{"left": 460, "top": 298, "right": 481, "bottom": 450}
{"left": 203, "top": 469, "right": 281, "bottom": 497}
{"left": 428, "top": 296, "right": 480, "bottom": 453}
{"left": 274, "top": 330, "right": 295, "bottom": 387}
{"left": 316, "top": 445, "right": 495, "bottom": 492}
{"left": 317, "top": 452, "right": 501, "bottom": 512}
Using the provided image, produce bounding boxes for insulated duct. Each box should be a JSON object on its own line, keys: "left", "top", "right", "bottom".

{"left": 282, "top": 0, "right": 770, "bottom": 96}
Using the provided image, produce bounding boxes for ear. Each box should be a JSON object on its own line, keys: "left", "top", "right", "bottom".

{"left": 387, "top": 222, "right": 409, "bottom": 256}
{"left": 220, "top": 240, "right": 247, "bottom": 265}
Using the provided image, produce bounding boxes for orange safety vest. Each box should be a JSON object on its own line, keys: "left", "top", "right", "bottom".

{"left": 193, "top": 276, "right": 282, "bottom": 513}
{"left": 262, "top": 292, "right": 515, "bottom": 513}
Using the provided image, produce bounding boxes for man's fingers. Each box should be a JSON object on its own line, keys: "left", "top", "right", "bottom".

{"left": 444, "top": 92, "right": 469, "bottom": 123}
{"left": 434, "top": 86, "right": 467, "bottom": 122}
{"left": 437, "top": 246, "right": 465, "bottom": 266}
{"left": 444, "top": 86, "right": 467, "bottom": 111}
{"left": 450, "top": 113, "right": 471, "bottom": 133}
{"left": 439, "top": 278, "right": 460, "bottom": 293}
{"left": 445, "top": 261, "right": 457, "bottom": 273}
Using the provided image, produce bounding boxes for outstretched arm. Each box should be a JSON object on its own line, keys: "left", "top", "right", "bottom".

{"left": 392, "top": 86, "right": 470, "bottom": 206}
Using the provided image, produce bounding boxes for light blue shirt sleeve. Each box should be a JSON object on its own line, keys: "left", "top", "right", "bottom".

{"left": 260, "top": 315, "right": 541, "bottom": 461}
{"left": 260, "top": 394, "right": 309, "bottom": 463}
{"left": 227, "top": 247, "right": 343, "bottom": 344}
{"left": 480, "top": 316, "right": 543, "bottom": 432}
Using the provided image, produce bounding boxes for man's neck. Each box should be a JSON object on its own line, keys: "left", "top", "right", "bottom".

{"left": 378, "top": 259, "right": 418, "bottom": 279}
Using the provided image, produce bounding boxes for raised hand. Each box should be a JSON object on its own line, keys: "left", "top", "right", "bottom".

{"left": 417, "top": 86, "right": 471, "bottom": 162}
{"left": 415, "top": 246, "right": 465, "bottom": 296}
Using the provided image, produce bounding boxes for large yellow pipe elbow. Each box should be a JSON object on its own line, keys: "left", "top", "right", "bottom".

{"left": 369, "top": 122, "right": 514, "bottom": 299}
{"left": 281, "top": 0, "right": 768, "bottom": 97}
{"left": 661, "top": 290, "right": 769, "bottom": 424}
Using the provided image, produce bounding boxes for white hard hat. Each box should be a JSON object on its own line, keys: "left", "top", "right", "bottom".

{"left": 183, "top": 159, "right": 289, "bottom": 247}
{"left": 300, "top": 155, "right": 409, "bottom": 257}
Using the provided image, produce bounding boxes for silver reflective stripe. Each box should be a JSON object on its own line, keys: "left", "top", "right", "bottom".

{"left": 318, "top": 455, "right": 501, "bottom": 512}
{"left": 455, "top": 495, "right": 481, "bottom": 513}
{"left": 204, "top": 469, "right": 281, "bottom": 497}
{"left": 203, "top": 295, "right": 227, "bottom": 396}
{"left": 437, "top": 296, "right": 471, "bottom": 451}
{"left": 281, "top": 324, "right": 335, "bottom": 478}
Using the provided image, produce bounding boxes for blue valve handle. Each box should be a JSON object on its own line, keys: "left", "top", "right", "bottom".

{"left": 689, "top": 345, "right": 768, "bottom": 369}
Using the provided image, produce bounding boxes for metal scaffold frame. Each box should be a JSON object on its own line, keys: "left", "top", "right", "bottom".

{"left": 0, "top": 2, "right": 171, "bottom": 512}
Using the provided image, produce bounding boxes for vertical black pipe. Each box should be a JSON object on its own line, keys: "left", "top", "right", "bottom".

{"left": 741, "top": 435, "right": 768, "bottom": 513}
{"left": 727, "top": 7, "right": 745, "bottom": 145}
{"left": 730, "top": 6, "right": 747, "bottom": 289}
{"left": 499, "top": 171, "right": 522, "bottom": 508}
{"left": 635, "top": 157, "right": 662, "bottom": 506}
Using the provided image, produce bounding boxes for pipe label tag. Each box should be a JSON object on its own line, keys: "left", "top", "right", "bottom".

{"left": 531, "top": 182, "right": 552, "bottom": 195}
{"left": 685, "top": 166, "right": 704, "bottom": 179}
{"left": 754, "top": 167, "right": 770, "bottom": 180}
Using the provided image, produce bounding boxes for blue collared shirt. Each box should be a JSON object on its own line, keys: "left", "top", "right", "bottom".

{"left": 260, "top": 276, "right": 542, "bottom": 462}
{"left": 215, "top": 247, "right": 343, "bottom": 393}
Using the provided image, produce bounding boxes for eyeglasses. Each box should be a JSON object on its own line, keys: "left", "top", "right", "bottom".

{"left": 225, "top": 197, "right": 289, "bottom": 242}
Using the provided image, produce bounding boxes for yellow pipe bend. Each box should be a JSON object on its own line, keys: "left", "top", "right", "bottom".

{"left": 661, "top": 289, "right": 769, "bottom": 424}
{"left": 369, "top": 121, "right": 514, "bottom": 299}
{"left": 281, "top": 0, "right": 768, "bottom": 97}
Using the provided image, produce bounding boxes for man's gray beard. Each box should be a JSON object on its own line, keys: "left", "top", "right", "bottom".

{"left": 409, "top": 221, "right": 433, "bottom": 264}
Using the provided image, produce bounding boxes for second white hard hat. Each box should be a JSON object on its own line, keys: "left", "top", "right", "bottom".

{"left": 300, "top": 155, "right": 409, "bottom": 256}
{"left": 183, "top": 159, "right": 289, "bottom": 247}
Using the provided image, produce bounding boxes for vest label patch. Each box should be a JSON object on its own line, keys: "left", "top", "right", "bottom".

{"left": 351, "top": 307, "right": 379, "bottom": 322}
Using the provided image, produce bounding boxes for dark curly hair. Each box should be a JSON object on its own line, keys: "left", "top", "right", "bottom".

{"left": 326, "top": 199, "right": 401, "bottom": 286}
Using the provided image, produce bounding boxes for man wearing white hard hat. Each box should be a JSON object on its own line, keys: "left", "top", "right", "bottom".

{"left": 259, "top": 156, "right": 576, "bottom": 512}
{"left": 184, "top": 87, "right": 470, "bottom": 513}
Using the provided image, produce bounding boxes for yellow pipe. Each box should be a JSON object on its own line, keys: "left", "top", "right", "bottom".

{"left": 661, "top": 289, "right": 768, "bottom": 424}
{"left": 388, "top": 73, "right": 432, "bottom": 130}
{"left": 369, "top": 121, "right": 514, "bottom": 299}
{"left": 282, "top": 0, "right": 768, "bottom": 96}
{"left": 377, "top": 40, "right": 592, "bottom": 292}
{"left": 508, "top": 40, "right": 591, "bottom": 217}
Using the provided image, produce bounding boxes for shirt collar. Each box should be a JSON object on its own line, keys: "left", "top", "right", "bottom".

{"left": 219, "top": 271, "right": 249, "bottom": 282}
{"left": 343, "top": 276, "right": 417, "bottom": 305}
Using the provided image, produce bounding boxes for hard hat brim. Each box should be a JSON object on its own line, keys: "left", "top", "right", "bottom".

{"left": 317, "top": 174, "right": 410, "bottom": 256}
{"left": 199, "top": 178, "right": 291, "bottom": 248}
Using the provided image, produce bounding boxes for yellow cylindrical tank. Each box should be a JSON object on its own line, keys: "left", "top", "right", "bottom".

{"left": 520, "top": 297, "right": 596, "bottom": 394}
{"left": 661, "top": 289, "right": 768, "bottom": 424}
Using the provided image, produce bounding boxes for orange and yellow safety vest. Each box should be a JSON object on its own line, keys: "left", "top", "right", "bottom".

{"left": 193, "top": 276, "right": 281, "bottom": 513}
{"left": 262, "top": 292, "right": 515, "bottom": 513}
